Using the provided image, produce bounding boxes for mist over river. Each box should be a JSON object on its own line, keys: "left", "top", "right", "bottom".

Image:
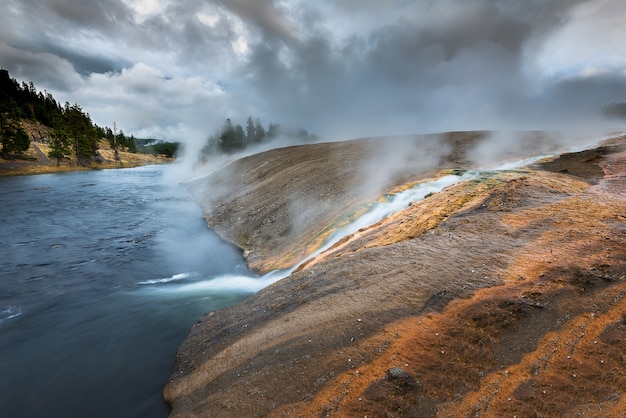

{"left": 0, "top": 165, "right": 256, "bottom": 418}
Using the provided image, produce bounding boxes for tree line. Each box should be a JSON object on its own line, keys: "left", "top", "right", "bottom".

{"left": 0, "top": 69, "right": 37, "bottom": 155}
{"left": 2, "top": 69, "right": 314, "bottom": 164}
{"left": 202, "top": 116, "right": 318, "bottom": 157}
{"left": 603, "top": 102, "right": 626, "bottom": 120}
{"left": 0, "top": 68, "right": 141, "bottom": 165}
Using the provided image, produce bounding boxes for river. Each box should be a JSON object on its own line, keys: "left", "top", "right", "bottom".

{"left": 0, "top": 165, "right": 257, "bottom": 418}
{"left": 0, "top": 151, "right": 559, "bottom": 417}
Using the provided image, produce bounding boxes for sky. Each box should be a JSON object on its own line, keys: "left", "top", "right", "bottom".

{"left": 1, "top": 0, "right": 626, "bottom": 144}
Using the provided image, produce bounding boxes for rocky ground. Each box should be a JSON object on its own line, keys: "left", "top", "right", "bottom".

{"left": 165, "top": 132, "right": 626, "bottom": 417}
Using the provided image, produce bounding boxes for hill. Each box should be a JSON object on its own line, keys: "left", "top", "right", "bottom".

{"left": 185, "top": 131, "right": 561, "bottom": 273}
{"left": 0, "top": 120, "right": 170, "bottom": 176}
{"left": 0, "top": 69, "right": 172, "bottom": 175}
{"left": 165, "top": 132, "right": 626, "bottom": 417}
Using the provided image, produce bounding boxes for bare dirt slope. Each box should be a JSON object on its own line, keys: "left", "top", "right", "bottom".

{"left": 166, "top": 134, "right": 626, "bottom": 417}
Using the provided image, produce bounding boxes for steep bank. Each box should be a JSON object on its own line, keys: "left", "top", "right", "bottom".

{"left": 166, "top": 133, "right": 626, "bottom": 417}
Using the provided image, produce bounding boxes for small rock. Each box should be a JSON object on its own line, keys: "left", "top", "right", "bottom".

{"left": 387, "top": 367, "right": 410, "bottom": 380}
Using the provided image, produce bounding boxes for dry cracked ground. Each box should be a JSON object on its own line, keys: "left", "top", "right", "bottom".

{"left": 164, "top": 132, "right": 626, "bottom": 417}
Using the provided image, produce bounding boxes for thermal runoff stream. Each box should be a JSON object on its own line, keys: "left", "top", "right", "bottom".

{"left": 177, "top": 154, "right": 551, "bottom": 294}
{"left": 0, "top": 153, "right": 549, "bottom": 417}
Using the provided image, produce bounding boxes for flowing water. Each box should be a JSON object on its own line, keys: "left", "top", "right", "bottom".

{"left": 0, "top": 165, "right": 256, "bottom": 418}
{"left": 0, "top": 154, "right": 550, "bottom": 418}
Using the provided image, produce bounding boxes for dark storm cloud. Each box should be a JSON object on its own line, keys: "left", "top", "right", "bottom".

{"left": 218, "top": 0, "right": 296, "bottom": 42}
{"left": 1, "top": 0, "right": 134, "bottom": 88}
{"left": 539, "top": 74, "right": 626, "bottom": 123}
{"left": 47, "top": 0, "right": 131, "bottom": 28}
{"left": 238, "top": 0, "right": 612, "bottom": 136}
{"left": 42, "top": 42, "right": 130, "bottom": 76}
{"left": 4, "top": 0, "right": 132, "bottom": 39}
{"left": 0, "top": 42, "right": 81, "bottom": 91}
{"left": 0, "top": 0, "right": 624, "bottom": 142}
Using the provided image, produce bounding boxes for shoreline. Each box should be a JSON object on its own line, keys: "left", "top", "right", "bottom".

{"left": 0, "top": 141, "right": 173, "bottom": 177}
{"left": 0, "top": 158, "right": 172, "bottom": 177}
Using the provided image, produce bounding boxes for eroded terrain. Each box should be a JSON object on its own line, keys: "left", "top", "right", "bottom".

{"left": 166, "top": 133, "right": 626, "bottom": 417}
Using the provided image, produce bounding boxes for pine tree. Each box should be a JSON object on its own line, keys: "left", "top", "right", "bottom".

{"left": 0, "top": 69, "right": 154, "bottom": 162}
{"left": 246, "top": 116, "right": 255, "bottom": 143}
{"left": 48, "top": 130, "right": 71, "bottom": 165}
{"left": 267, "top": 122, "right": 280, "bottom": 138}
{"left": 254, "top": 118, "right": 266, "bottom": 143}
{"left": 61, "top": 103, "right": 98, "bottom": 165}
{"left": 219, "top": 118, "right": 235, "bottom": 152}
{"left": 234, "top": 124, "right": 246, "bottom": 149}
{"left": 0, "top": 115, "right": 30, "bottom": 154}
{"left": 128, "top": 135, "right": 137, "bottom": 153}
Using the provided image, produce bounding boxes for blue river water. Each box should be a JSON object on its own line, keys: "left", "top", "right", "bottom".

{"left": 0, "top": 165, "right": 256, "bottom": 418}
{"left": 0, "top": 151, "right": 555, "bottom": 417}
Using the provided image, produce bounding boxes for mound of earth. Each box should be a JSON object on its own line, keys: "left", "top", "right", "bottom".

{"left": 185, "top": 131, "right": 565, "bottom": 273}
{"left": 166, "top": 133, "right": 626, "bottom": 417}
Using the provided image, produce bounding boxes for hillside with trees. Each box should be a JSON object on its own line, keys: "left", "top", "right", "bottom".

{"left": 1, "top": 68, "right": 311, "bottom": 172}
{"left": 0, "top": 69, "right": 173, "bottom": 172}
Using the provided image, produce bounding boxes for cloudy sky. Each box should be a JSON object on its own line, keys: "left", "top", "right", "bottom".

{"left": 1, "top": 0, "right": 625, "bottom": 144}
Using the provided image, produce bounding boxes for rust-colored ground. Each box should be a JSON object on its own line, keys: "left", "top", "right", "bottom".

{"left": 186, "top": 131, "right": 569, "bottom": 273}
{"left": 165, "top": 134, "right": 626, "bottom": 417}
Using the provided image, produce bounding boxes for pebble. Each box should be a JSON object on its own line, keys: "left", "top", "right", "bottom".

{"left": 387, "top": 367, "right": 411, "bottom": 380}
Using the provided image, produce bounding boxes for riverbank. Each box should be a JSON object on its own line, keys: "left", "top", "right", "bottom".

{"left": 166, "top": 132, "right": 626, "bottom": 417}
{"left": 0, "top": 139, "right": 172, "bottom": 176}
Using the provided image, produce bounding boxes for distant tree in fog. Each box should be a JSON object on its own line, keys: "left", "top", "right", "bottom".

{"left": 295, "top": 128, "right": 318, "bottom": 142}
{"left": 603, "top": 102, "right": 626, "bottom": 119}
{"left": 219, "top": 118, "right": 235, "bottom": 152}
{"left": 219, "top": 118, "right": 246, "bottom": 152}
{"left": 254, "top": 118, "right": 266, "bottom": 143}
{"left": 267, "top": 122, "right": 280, "bottom": 138}
{"left": 203, "top": 116, "right": 317, "bottom": 158}
{"left": 246, "top": 116, "right": 255, "bottom": 143}
{"left": 234, "top": 124, "right": 246, "bottom": 147}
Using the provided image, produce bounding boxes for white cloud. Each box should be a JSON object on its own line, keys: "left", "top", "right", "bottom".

{"left": 533, "top": 0, "right": 626, "bottom": 80}
{"left": 123, "top": 0, "right": 167, "bottom": 23}
{"left": 2, "top": 0, "right": 625, "bottom": 148}
{"left": 62, "top": 63, "right": 232, "bottom": 141}
{"left": 197, "top": 11, "right": 220, "bottom": 27}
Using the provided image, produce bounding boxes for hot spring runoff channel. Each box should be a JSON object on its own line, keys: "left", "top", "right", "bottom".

{"left": 0, "top": 155, "right": 545, "bottom": 417}
{"left": 0, "top": 166, "right": 255, "bottom": 418}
